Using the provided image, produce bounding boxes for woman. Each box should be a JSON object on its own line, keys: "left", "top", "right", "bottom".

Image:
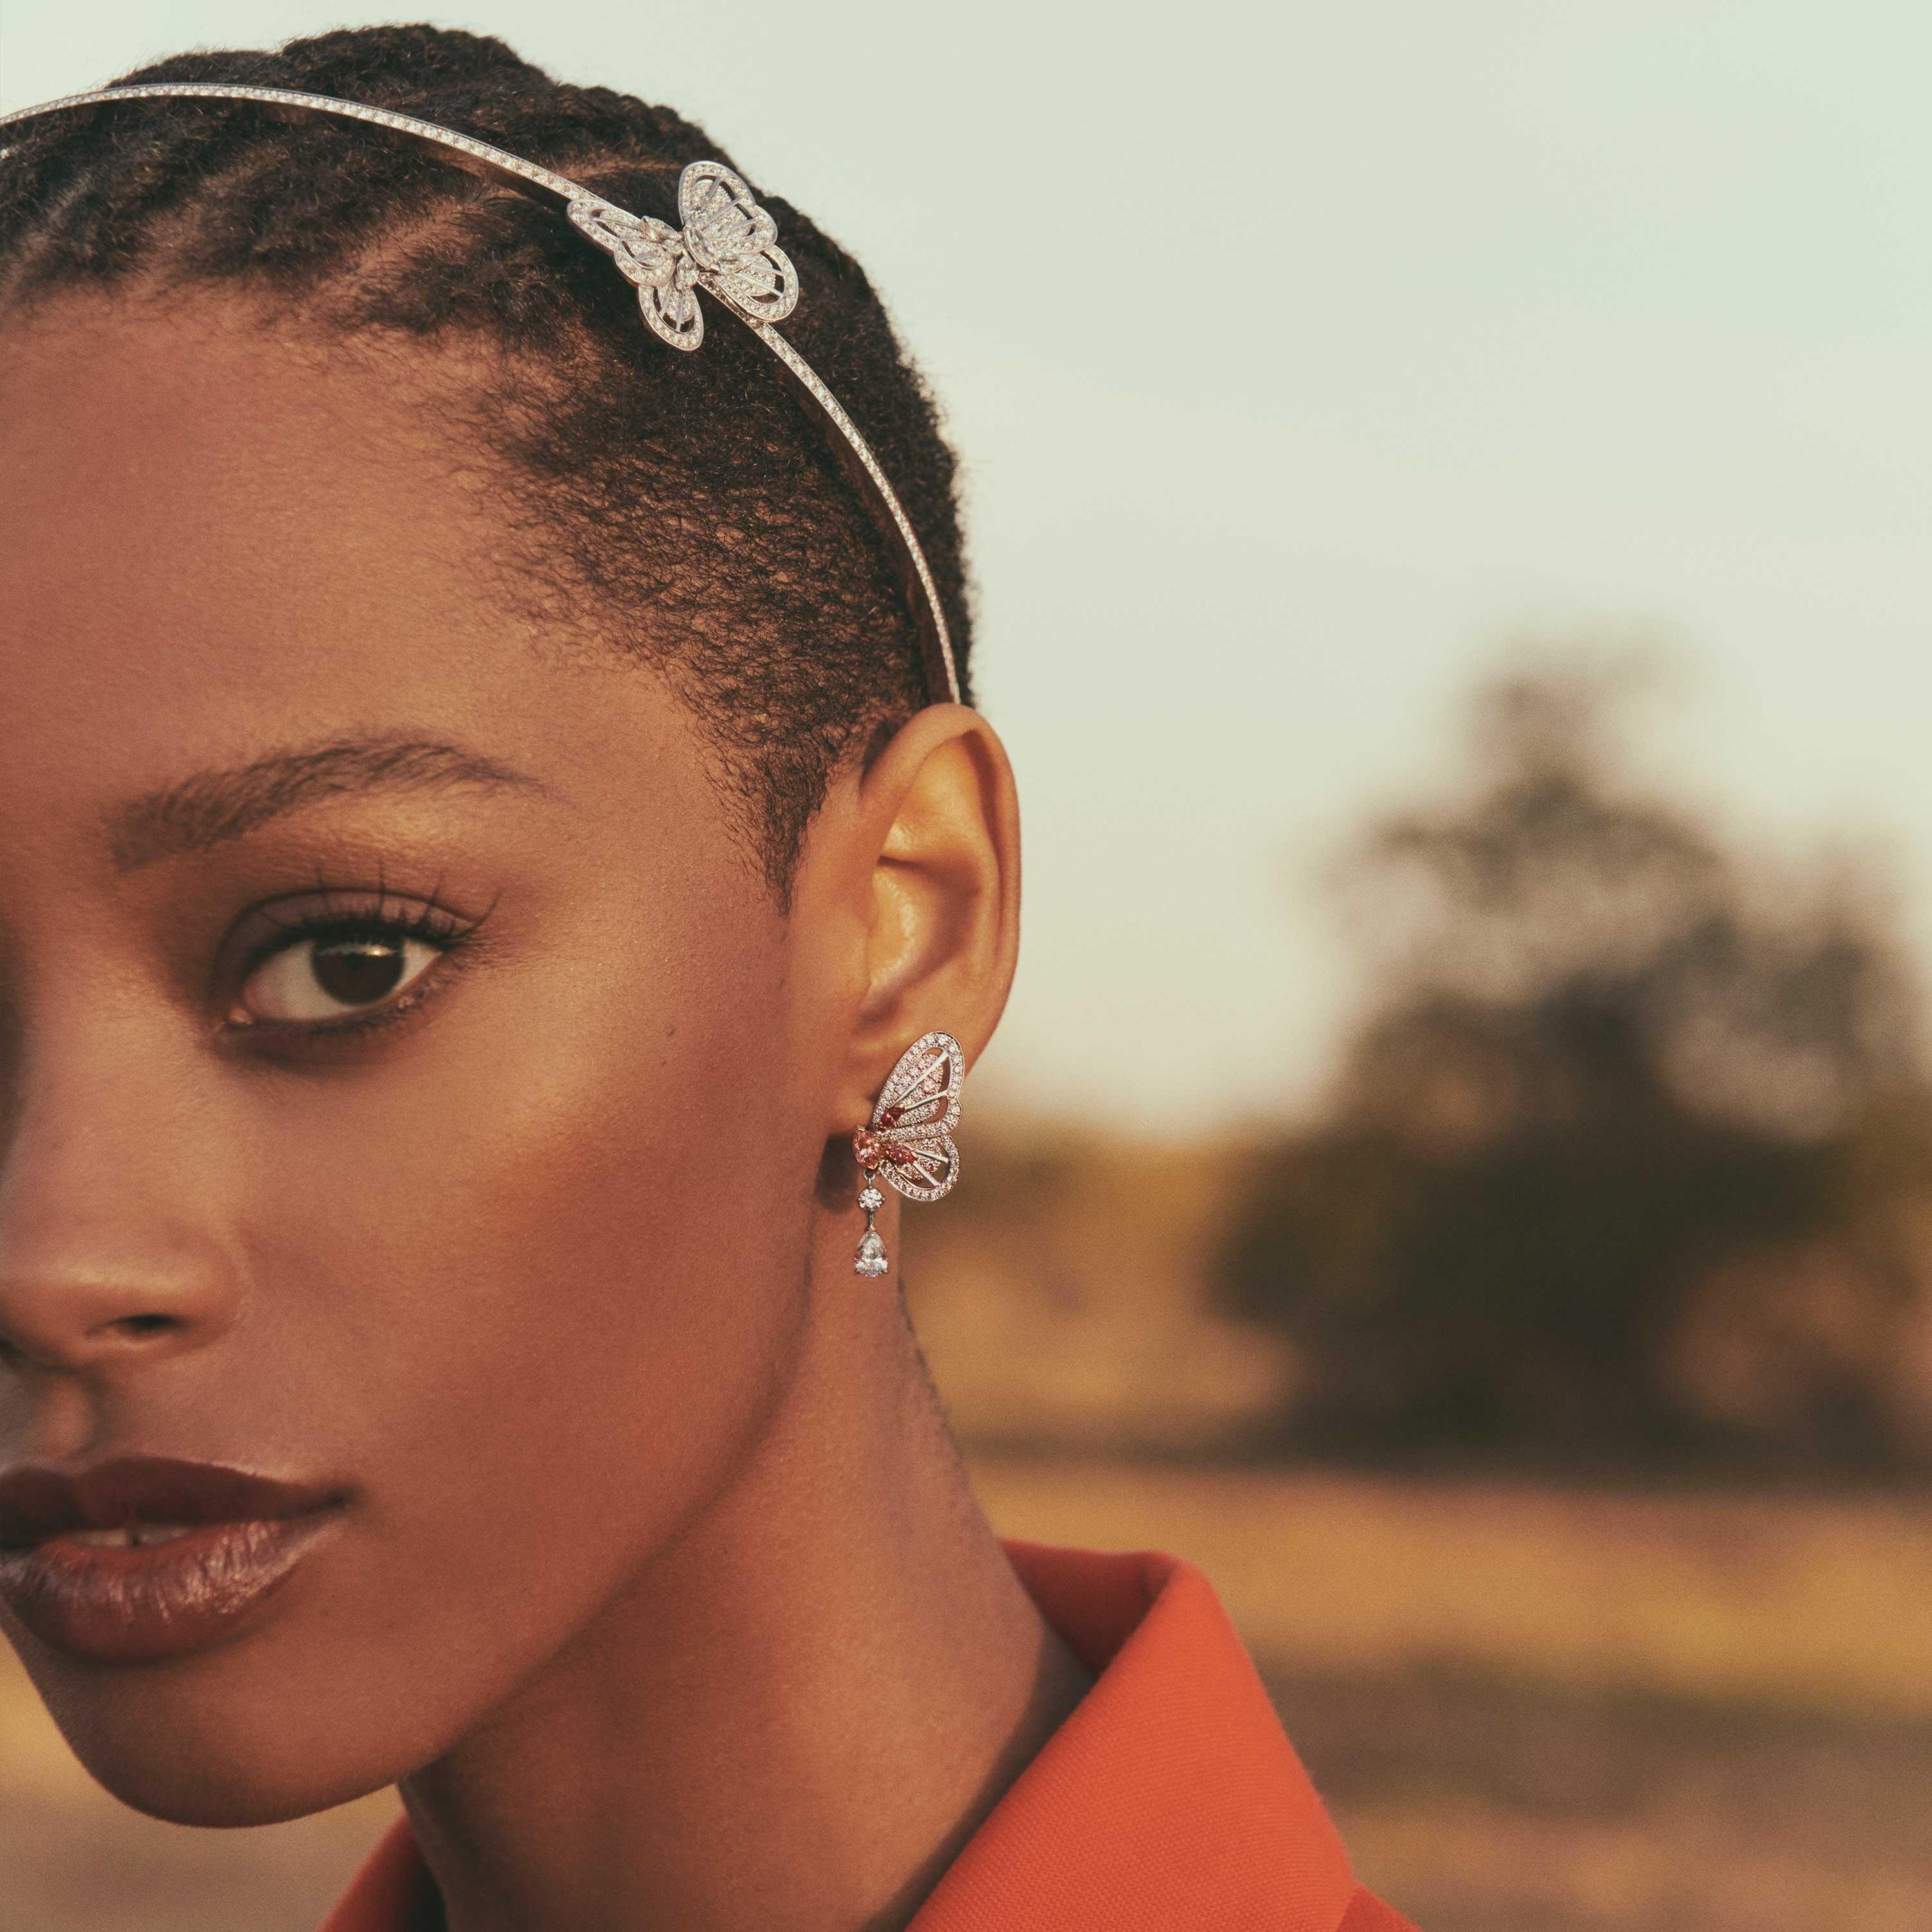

{"left": 0, "top": 27, "right": 1414, "bottom": 1931}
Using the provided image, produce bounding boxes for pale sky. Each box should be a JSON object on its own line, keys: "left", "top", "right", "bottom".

{"left": 4, "top": 3, "right": 1930, "bottom": 1130}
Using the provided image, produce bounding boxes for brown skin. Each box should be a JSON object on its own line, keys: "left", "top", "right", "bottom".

{"left": 0, "top": 299, "right": 1090, "bottom": 1932}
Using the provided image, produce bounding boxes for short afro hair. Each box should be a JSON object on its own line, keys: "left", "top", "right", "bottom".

{"left": 0, "top": 25, "right": 975, "bottom": 900}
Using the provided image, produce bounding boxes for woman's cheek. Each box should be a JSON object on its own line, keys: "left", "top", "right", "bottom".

{"left": 266, "top": 910, "right": 801, "bottom": 1628}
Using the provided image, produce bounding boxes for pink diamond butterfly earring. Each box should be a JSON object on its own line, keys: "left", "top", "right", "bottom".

{"left": 849, "top": 1032, "right": 965, "bottom": 1278}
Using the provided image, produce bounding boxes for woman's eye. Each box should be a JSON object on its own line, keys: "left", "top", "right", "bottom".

{"left": 234, "top": 932, "right": 442, "bottom": 1025}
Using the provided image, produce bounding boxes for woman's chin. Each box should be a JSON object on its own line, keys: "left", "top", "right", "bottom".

{"left": 21, "top": 1645, "right": 428, "bottom": 1830}
{"left": 45, "top": 1721, "right": 395, "bottom": 1829}
{"left": 80, "top": 1756, "right": 392, "bottom": 1832}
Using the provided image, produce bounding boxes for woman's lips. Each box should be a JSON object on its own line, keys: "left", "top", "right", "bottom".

{"left": 0, "top": 1457, "right": 346, "bottom": 1664}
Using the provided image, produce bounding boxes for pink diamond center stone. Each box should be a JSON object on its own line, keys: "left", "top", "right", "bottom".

{"left": 852, "top": 1127, "right": 884, "bottom": 1171}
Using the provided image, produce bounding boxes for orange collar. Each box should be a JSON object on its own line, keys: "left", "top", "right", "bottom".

{"left": 320, "top": 1542, "right": 1413, "bottom": 1932}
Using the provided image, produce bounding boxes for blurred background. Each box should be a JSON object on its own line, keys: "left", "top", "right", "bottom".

{"left": 4, "top": 4, "right": 1931, "bottom": 1929}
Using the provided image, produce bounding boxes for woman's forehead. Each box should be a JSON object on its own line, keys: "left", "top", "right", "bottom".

{"left": 3, "top": 297, "right": 499, "bottom": 605}
{"left": 0, "top": 301, "right": 715, "bottom": 869}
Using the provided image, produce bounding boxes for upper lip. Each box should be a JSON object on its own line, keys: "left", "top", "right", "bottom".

{"left": 0, "top": 1457, "right": 343, "bottom": 1549}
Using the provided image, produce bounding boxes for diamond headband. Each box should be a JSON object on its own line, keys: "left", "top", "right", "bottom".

{"left": 0, "top": 83, "right": 962, "bottom": 706}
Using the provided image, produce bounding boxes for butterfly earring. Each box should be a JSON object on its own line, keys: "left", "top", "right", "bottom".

{"left": 850, "top": 1031, "right": 965, "bottom": 1278}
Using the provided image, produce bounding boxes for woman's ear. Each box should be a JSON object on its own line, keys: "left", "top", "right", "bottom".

{"left": 792, "top": 703, "right": 1021, "bottom": 1135}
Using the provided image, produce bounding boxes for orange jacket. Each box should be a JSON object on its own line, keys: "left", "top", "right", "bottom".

{"left": 321, "top": 1542, "right": 1416, "bottom": 1931}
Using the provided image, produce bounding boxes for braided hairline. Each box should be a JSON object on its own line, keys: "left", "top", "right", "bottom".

{"left": 0, "top": 26, "right": 974, "bottom": 902}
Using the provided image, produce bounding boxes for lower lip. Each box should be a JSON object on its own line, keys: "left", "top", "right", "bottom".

{"left": 0, "top": 1511, "right": 343, "bottom": 1664}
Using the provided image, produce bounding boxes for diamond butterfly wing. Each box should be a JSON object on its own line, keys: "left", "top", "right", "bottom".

{"left": 566, "top": 199, "right": 705, "bottom": 350}
{"left": 866, "top": 1031, "right": 965, "bottom": 1203}
{"left": 676, "top": 161, "right": 799, "bottom": 327}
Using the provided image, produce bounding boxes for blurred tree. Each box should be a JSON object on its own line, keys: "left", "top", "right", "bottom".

{"left": 1220, "top": 654, "right": 1932, "bottom": 1471}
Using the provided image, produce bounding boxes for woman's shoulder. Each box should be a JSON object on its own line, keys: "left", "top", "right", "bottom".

{"left": 904, "top": 1540, "right": 1421, "bottom": 1928}
{"left": 322, "top": 1543, "right": 1424, "bottom": 1932}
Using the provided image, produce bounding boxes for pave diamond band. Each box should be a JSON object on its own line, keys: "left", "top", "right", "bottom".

{"left": 0, "top": 82, "right": 962, "bottom": 708}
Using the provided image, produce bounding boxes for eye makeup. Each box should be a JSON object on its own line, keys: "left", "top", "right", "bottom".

{"left": 220, "top": 881, "right": 501, "bottom": 1056}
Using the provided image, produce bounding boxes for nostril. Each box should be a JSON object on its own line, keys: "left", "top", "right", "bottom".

{"left": 0, "top": 1242, "right": 240, "bottom": 1362}
{"left": 0, "top": 1304, "right": 211, "bottom": 1369}
{"left": 111, "top": 1313, "right": 179, "bottom": 1341}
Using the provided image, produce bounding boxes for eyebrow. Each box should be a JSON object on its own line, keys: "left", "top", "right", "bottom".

{"left": 104, "top": 734, "right": 553, "bottom": 873}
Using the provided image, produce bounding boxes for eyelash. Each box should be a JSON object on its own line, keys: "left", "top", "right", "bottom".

{"left": 232, "top": 889, "right": 493, "bottom": 1046}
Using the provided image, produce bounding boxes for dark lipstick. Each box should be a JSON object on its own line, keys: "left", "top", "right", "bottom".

{"left": 0, "top": 1457, "right": 345, "bottom": 1663}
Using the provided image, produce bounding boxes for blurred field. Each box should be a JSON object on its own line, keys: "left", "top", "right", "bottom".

{"left": 977, "top": 1460, "right": 1932, "bottom": 1718}
{"left": 980, "top": 1460, "right": 1932, "bottom": 1932}
{"left": 4, "top": 1459, "right": 1929, "bottom": 1932}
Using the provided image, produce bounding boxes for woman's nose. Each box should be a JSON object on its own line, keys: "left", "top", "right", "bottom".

{"left": 0, "top": 1036, "right": 243, "bottom": 1374}
{"left": 0, "top": 1249, "right": 239, "bottom": 1371}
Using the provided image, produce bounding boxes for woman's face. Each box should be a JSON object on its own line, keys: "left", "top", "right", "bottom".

{"left": 0, "top": 301, "right": 840, "bottom": 1821}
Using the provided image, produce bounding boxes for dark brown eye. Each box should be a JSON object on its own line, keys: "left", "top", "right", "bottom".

{"left": 235, "top": 933, "right": 439, "bottom": 1025}
{"left": 313, "top": 938, "right": 408, "bottom": 1005}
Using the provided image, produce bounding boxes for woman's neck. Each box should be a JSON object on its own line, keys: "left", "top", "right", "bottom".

{"left": 398, "top": 1227, "right": 1092, "bottom": 1932}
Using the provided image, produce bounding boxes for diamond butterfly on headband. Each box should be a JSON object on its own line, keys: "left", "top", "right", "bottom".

{"left": 567, "top": 160, "right": 798, "bottom": 351}
{"left": 853, "top": 1032, "right": 964, "bottom": 1205}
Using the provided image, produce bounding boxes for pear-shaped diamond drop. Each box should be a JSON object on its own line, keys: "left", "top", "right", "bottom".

{"left": 854, "top": 1229, "right": 889, "bottom": 1278}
